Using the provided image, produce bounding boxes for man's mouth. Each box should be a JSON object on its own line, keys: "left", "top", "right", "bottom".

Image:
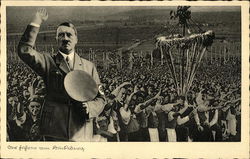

{"left": 63, "top": 43, "right": 70, "bottom": 47}
{"left": 62, "top": 41, "right": 70, "bottom": 47}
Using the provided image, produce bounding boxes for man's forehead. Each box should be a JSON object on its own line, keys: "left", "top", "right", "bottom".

{"left": 57, "top": 26, "right": 76, "bottom": 34}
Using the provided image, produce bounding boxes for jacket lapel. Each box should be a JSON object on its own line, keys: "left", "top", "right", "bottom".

{"left": 54, "top": 53, "right": 70, "bottom": 73}
{"left": 73, "top": 53, "right": 83, "bottom": 70}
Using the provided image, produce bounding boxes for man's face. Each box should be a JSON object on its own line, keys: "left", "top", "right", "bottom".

{"left": 120, "top": 89, "right": 127, "bottom": 101}
{"left": 56, "top": 26, "right": 78, "bottom": 54}
{"left": 28, "top": 102, "right": 41, "bottom": 117}
{"left": 8, "top": 97, "right": 16, "bottom": 106}
{"left": 117, "top": 88, "right": 126, "bottom": 102}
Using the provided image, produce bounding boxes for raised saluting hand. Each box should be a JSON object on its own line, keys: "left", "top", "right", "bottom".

{"left": 32, "top": 8, "right": 48, "bottom": 25}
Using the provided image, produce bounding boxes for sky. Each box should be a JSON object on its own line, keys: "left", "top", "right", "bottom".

{"left": 7, "top": 6, "right": 240, "bottom": 19}
{"left": 6, "top": 6, "right": 240, "bottom": 29}
{"left": 7, "top": 6, "right": 240, "bottom": 23}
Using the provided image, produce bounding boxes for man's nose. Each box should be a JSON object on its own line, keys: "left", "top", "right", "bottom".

{"left": 61, "top": 34, "right": 69, "bottom": 40}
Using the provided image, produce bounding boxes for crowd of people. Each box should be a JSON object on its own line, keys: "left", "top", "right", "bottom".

{"left": 7, "top": 61, "right": 46, "bottom": 141}
{"left": 7, "top": 52, "right": 241, "bottom": 142}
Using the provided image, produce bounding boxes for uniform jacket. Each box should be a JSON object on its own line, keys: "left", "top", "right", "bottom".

{"left": 18, "top": 25, "right": 105, "bottom": 141}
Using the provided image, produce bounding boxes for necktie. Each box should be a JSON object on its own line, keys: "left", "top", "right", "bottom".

{"left": 66, "top": 56, "right": 72, "bottom": 70}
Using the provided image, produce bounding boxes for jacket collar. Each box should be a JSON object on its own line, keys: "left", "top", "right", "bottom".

{"left": 59, "top": 50, "right": 74, "bottom": 62}
{"left": 54, "top": 51, "right": 83, "bottom": 73}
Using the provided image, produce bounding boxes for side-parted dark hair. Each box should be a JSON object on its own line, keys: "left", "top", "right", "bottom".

{"left": 57, "top": 22, "right": 77, "bottom": 36}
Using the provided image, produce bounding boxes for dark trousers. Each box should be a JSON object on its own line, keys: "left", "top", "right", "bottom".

{"left": 210, "top": 124, "right": 223, "bottom": 141}
{"left": 158, "top": 128, "right": 167, "bottom": 142}
{"left": 128, "top": 131, "right": 141, "bottom": 141}
{"left": 107, "top": 133, "right": 119, "bottom": 142}
{"left": 118, "top": 130, "right": 128, "bottom": 141}
{"left": 137, "top": 127, "right": 150, "bottom": 141}
{"left": 176, "top": 126, "right": 189, "bottom": 141}
{"left": 193, "top": 125, "right": 213, "bottom": 142}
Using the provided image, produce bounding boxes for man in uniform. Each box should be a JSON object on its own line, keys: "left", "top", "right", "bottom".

{"left": 17, "top": 8, "right": 105, "bottom": 141}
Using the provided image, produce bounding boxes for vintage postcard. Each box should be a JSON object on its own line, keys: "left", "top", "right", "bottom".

{"left": 0, "top": 1, "right": 249, "bottom": 158}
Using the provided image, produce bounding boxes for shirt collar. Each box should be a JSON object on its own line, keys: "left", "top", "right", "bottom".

{"left": 59, "top": 50, "right": 74, "bottom": 61}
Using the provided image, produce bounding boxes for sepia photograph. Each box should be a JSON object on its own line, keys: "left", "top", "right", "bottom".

{"left": 1, "top": 1, "right": 249, "bottom": 158}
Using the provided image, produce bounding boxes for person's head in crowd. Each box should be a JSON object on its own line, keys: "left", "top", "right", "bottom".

{"left": 28, "top": 96, "right": 42, "bottom": 118}
{"left": 187, "top": 91, "right": 194, "bottom": 104}
{"left": 116, "top": 87, "right": 127, "bottom": 103}
{"left": 104, "top": 94, "right": 116, "bottom": 112}
{"left": 105, "top": 89, "right": 110, "bottom": 96}
{"left": 107, "top": 94, "right": 116, "bottom": 105}
{"left": 162, "top": 93, "right": 170, "bottom": 104}
{"left": 176, "top": 96, "right": 185, "bottom": 105}
{"left": 201, "top": 89, "right": 208, "bottom": 99}
{"left": 170, "top": 92, "right": 178, "bottom": 102}
{"left": 128, "top": 94, "right": 137, "bottom": 108}
{"left": 137, "top": 83, "right": 142, "bottom": 90}
{"left": 8, "top": 96, "right": 18, "bottom": 107}
{"left": 140, "top": 85, "right": 146, "bottom": 92}
{"left": 135, "top": 91, "right": 146, "bottom": 105}
{"left": 56, "top": 22, "right": 78, "bottom": 54}
{"left": 172, "top": 103, "right": 181, "bottom": 112}
{"left": 126, "top": 86, "right": 133, "bottom": 96}
{"left": 213, "top": 99, "right": 221, "bottom": 107}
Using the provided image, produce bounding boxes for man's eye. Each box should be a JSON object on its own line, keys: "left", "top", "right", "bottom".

{"left": 67, "top": 33, "right": 72, "bottom": 37}
{"left": 58, "top": 33, "right": 64, "bottom": 37}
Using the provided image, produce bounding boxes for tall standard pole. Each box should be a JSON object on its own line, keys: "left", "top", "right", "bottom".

{"left": 180, "top": 21, "right": 186, "bottom": 96}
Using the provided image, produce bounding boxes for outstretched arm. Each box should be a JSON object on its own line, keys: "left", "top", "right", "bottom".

{"left": 177, "top": 116, "right": 189, "bottom": 125}
{"left": 111, "top": 82, "right": 131, "bottom": 97}
{"left": 18, "top": 8, "right": 48, "bottom": 77}
{"left": 141, "top": 89, "right": 161, "bottom": 108}
{"left": 219, "top": 89, "right": 238, "bottom": 100}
